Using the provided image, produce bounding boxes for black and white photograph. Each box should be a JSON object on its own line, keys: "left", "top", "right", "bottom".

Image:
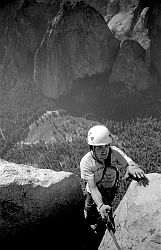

{"left": 0, "top": 1, "right": 161, "bottom": 249}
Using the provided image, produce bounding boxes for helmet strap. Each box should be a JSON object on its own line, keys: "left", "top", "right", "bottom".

{"left": 91, "top": 146, "right": 104, "bottom": 165}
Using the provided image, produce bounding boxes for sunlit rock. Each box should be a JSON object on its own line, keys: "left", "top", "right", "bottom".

{"left": 99, "top": 173, "right": 161, "bottom": 250}
{"left": 0, "top": 158, "right": 85, "bottom": 248}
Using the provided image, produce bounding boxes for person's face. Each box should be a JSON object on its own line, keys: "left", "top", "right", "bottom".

{"left": 94, "top": 144, "right": 110, "bottom": 161}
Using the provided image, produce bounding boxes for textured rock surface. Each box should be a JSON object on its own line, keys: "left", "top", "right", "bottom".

{"left": 99, "top": 173, "right": 161, "bottom": 250}
{"left": 0, "top": 1, "right": 59, "bottom": 90}
{"left": 149, "top": 5, "right": 161, "bottom": 83}
{"left": 108, "top": 7, "right": 150, "bottom": 50}
{"left": 34, "top": 2, "right": 119, "bottom": 99}
{"left": 108, "top": 9, "right": 134, "bottom": 39}
{"left": 25, "top": 110, "right": 96, "bottom": 144}
{"left": 0, "top": 158, "right": 86, "bottom": 249}
{"left": 109, "top": 39, "right": 152, "bottom": 94}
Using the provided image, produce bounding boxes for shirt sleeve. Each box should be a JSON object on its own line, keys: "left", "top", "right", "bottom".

{"left": 80, "top": 158, "right": 94, "bottom": 181}
{"left": 111, "top": 146, "right": 133, "bottom": 164}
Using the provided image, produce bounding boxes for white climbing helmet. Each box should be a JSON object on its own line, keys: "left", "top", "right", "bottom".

{"left": 87, "top": 125, "right": 112, "bottom": 146}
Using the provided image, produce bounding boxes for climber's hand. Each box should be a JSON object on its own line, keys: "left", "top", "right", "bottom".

{"left": 123, "top": 161, "right": 149, "bottom": 186}
{"left": 128, "top": 162, "right": 145, "bottom": 179}
{"left": 136, "top": 175, "right": 149, "bottom": 187}
{"left": 98, "top": 204, "right": 111, "bottom": 220}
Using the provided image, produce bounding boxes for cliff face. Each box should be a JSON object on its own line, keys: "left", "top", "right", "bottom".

{"left": 99, "top": 173, "right": 161, "bottom": 250}
{"left": 0, "top": 0, "right": 59, "bottom": 95}
{"left": 0, "top": 0, "right": 120, "bottom": 100}
{"left": 0, "top": 0, "right": 161, "bottom": 118}
{"left": 34, "top": 1, "right": 119, "bottom": 99}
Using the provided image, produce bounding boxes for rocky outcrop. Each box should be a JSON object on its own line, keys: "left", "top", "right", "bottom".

{"left": 108, "top": 9, "right": 134, "bottom": 38}
{"left": 148, "top": 4, "right": 161, "bottom": 84}
{"left": 0, "top": 1, "right": 59, "bottom": 93}
{"left": 34, "top": 1, "right": 119, "bottom": 99}
{"left": 1, "top": 0, "right": 161, "bottom": 120}
{"left": 0, "top": 159, "right": 86, "bottom": 249}
{"left": 127, "top": 0, "right": 161, "bottom": 85}
{"left": 109, "top": 39, "right": 152, "bottom": 95}
{"left": 108, "top": 7, "right": 150, "bottom": 50}
{"left": 25, "top": 111, "right": 97, "bottom": 144}
{"left": 99, "top": 173, "right": 161, "bottom": 250}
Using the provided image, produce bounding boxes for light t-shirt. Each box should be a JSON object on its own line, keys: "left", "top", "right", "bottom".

{"left": 80, "top": 146, "right": 132, "bottom": 193}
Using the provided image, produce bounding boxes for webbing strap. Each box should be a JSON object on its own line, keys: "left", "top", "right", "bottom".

{"left": 96, "top": 148, "right": 118, "bottom": 185}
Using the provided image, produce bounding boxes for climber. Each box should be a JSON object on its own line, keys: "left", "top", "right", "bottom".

{"left": 80, "top": 125, "right": 147, "bottom": 247}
